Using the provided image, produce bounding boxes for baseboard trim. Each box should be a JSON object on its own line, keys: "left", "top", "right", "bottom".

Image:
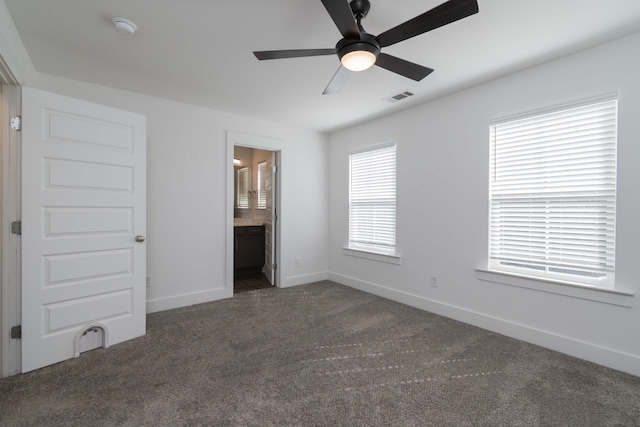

{"left": 146, "top": 288, "right": 229, "bottom": 313}
{"left": 282, "top": 271, "right": 329, "bottom": 288}
{"left": 329, "top": 272, "right": 640, "bottom": 377}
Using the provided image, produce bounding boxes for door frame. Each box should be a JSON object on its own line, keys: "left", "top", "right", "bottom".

{"left": 226, "top": 131, "right": 283, "bottom": 296}
{"left": 1, "top": 83, "right": 21, "bottom": 377}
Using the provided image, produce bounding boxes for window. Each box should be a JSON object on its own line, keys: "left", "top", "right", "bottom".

{"left": 489, "top": 99, "right": 617, "bottom": 287}
{"left": 236, "top": 167, "right": 249, "bottom": 209}
{"left": 349, "top": 143, "right": 396, "bottom": 255}
{"left": 257, "top": 161, "right": 267, "bottom": 210}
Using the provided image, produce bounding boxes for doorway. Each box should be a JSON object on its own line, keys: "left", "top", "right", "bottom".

{"left": 226, "top": 132, "right": 282, "bottom": 298}
{"left": 233, "top": 146, "right": 276, "bottom": 293}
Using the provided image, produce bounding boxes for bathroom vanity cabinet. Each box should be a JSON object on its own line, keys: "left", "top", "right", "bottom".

{"left": 234, "top": 225, "right": 265, "bottom": 274}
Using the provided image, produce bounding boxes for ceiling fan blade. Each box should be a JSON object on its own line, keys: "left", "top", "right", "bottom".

{"left": 323, "top": 66, "right": 351, "bottom": 95}
{"left": 376, "top": 0, "right": 478, "bottom": 48}
{"left": 375, "top": 53, "right": 434, "bottom": 81}
{"left": 254, "top": 49, "right": 336, "bottom": 60}
{"left": 321, "top": 0, "right": 360, "bottom": 39}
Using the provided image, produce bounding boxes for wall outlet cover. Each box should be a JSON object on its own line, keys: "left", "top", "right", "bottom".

{"left": 430, "top": 275, "right": 438, "bottom": 287}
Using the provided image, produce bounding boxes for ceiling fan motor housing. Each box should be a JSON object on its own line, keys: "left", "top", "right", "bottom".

{"left": 349, "top": 0, "right": 371, "bottom": 19}
{"left": 336, "top": 33, "right": 380, "bottom": 62}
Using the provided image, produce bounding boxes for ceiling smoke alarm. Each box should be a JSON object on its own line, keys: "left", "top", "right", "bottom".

{"left": 112, "top": 17, "right": 137, "bottom": 35}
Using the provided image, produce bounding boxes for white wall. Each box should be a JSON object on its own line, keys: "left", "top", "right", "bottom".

{"left": 0, "top": 1, "right": 35, "bottom": 85}
{"left": 37, "top": 73, "right": 329, "bottom": 312}
{"left": 328, "top": 31, "right": 640, "bottom": 376}
{"left": 0, "top": 0, "right": 329, "bottom": 373}
{"left": 0, "top": 0, "right": 329, "bottom": 323}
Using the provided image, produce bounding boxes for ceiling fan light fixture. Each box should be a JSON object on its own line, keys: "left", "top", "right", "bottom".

{"left": 337, "top": 36, "right": 380, "bottom": 72}
{"left": 341, "top": 49, "right": 377, "bottom": 71}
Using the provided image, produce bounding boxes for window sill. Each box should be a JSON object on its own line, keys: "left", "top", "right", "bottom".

{"left": 343, "top": 247, "right": 402, "bottom": 265}
{"left": 475, "top": 269, "right": 634, "bottom": 308}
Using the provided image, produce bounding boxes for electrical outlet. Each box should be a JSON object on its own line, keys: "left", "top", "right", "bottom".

{"left": 430, "top": 275, "right": 438, "bottom": 288}
{"left": 146, "top": 275, "right": 152, "bottom": 287}
{"left": 294, "top": 258, "right": 300, "bottom": 267}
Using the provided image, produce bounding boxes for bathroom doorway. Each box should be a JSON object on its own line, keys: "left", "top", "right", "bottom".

{"left": 232, "top": 146, "right": 278, "bottom": 293}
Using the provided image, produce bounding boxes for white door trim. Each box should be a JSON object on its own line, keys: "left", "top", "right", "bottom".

{"left": 1, "top": 83, "right": 21, "bottom": 377}
{"left": 226, "top": 131, "right": 283, "bottom": 296}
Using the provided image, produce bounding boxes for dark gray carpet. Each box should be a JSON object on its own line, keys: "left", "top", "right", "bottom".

{"left": 1, "top": 281, "right": 639, "bottom": 426}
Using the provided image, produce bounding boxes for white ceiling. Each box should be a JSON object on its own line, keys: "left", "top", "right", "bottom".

{"left": 5, "top": 0, "right": 640, "bottom": 133}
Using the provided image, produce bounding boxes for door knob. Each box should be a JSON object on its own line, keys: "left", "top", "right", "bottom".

{"left": 135, "top": 235, "right": 146, "bottom": 243}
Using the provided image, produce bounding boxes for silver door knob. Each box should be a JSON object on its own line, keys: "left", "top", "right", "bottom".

{"left": 135, "top": 235, "right": 146, "bottom": 243}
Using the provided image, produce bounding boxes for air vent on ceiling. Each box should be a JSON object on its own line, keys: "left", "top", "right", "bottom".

{"left": 385, "top": 90, "right": 415, "bottom": 103}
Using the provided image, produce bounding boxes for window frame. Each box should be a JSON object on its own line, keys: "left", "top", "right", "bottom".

{"left": 487, "top": 97, "right": 618, "bottom": 289}
{"left": 347, "top": 142, "right": 398, "bottom": 259}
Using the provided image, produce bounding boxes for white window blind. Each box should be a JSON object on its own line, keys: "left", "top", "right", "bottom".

{"left": 489, "top": 99, "right": 617, "bottom": 286}
{"left": 236, "top": 167, "right": 249, "bottom": 209}
{"left": 349, "top": 143, "right": 396, "bottom": 255}
{"left": 257, "top": 161, "right": 267, "bottom": 210}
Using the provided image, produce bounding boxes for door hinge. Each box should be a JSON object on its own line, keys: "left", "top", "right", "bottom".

{"left": 10, "top": 220, "right": 21, "bottom": 235}
{"left": 272, "top": 165, "right": 277, "bottom": 173}
{"left": 10, "top": 325, "right": 21, "bottom": 339}
{"left": 272, "top": 213, "right": 277, "bottom": 222}
{"left": 10, "top": 116, "right": 21, "bottom": 131}
{"left": 273, "top": 263, "right": 277, "bottom": 271}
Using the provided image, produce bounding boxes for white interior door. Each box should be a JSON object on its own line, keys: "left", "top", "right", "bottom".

{"left": 21, "top": 87, "right": 146, "bottom": 372}
{"left": 264, "top": 155, "right": 276, "bottom": 286}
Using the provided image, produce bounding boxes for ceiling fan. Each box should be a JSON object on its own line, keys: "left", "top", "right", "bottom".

{"left": 253, "top": 0, "right": 479, "bottom": 94}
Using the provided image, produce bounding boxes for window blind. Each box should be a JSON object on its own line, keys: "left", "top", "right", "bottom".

{"left": 349, "top": 143, "right": 396, "bottom": 254}
{"left": 257, "top": 161, "right": 267, "bottom": 210}
{"left": 489, "top": 99, "right": 617, "bottom": 285}
{"left": 236, "top": 167, "right": 249, "bottom": 209}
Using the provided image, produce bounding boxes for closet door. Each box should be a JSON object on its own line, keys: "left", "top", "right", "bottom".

{"left": 21, "top": 87, "right": 147, "bottom": 372}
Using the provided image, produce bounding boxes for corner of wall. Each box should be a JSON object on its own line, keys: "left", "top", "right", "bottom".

{"left": 282, "top": 271, "right": 329, "bottom": 288}
{"left": 146, "top": 288, "right": 229, "bottom": 314}
{"left": 0, "top": 0, "right": 37, "bottom": 86}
